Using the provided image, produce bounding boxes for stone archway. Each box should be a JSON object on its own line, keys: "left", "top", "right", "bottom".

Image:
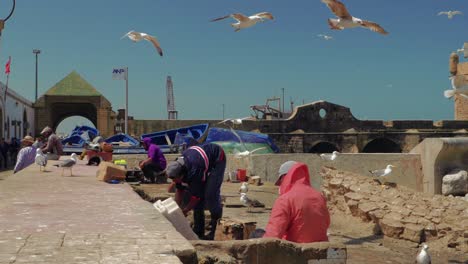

{"left": 34, "top": 71, "right": 115, "bottom": 137}
{"left": 308, "top": 141, "right": 340, "bottom": 153}
{"left": 362, "top": 138, "right": 402, "bottom": 153}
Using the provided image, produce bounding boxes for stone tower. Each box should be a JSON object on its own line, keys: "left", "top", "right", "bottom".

{"left": 450, "top": 52, "right": 468, "bottom": 120}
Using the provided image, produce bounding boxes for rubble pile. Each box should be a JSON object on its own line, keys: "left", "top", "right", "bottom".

{"left": 320, "top": 167, "right": 467, "bottom": 253}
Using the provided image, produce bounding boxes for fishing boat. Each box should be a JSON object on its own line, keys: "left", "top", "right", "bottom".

{"left": 105, "top": 133, "right": 140, "bottom": 147}
{"left": 140, "top": 123, "right": 209, "bottom": 153}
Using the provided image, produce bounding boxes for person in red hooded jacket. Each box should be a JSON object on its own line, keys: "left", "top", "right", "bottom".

{"left": 263, "top": 161, "right": 330, "bottom": 243}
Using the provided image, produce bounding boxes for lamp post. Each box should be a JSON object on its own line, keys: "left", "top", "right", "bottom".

{"left": 0, "top": 0, "right": 16, "bottom": 38}
{"left": 33, "top": 49, "right": 41, "bottom": 101}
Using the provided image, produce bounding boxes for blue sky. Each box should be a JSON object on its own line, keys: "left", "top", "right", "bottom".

{"left": 1, "top": 0, "right": 467, "bottom": 133}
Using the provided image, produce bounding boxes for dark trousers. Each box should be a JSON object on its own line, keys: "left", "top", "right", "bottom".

{"left": 193, "top": 159, "right": 226, "bottom": 240}
{"left": 141, "top": 163, "right": 164, "bottom": 183}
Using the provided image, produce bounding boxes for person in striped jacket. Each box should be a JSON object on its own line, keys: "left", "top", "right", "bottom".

{"left": 166, "top": 142, "right": 226, "bottom": 240}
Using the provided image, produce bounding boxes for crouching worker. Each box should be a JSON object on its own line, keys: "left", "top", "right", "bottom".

{"left": 264, "top": 161, "right": 330, "bottom": 243}
{"left": 166, "top": 143, "right": 226, "bottom": 240}
{"left": 139, "top": 138, "right": 167, "bottom": 183}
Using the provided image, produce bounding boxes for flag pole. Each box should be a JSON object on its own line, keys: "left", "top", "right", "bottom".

{"left": 125, "top": 67, "right": 128, "bottom": 135}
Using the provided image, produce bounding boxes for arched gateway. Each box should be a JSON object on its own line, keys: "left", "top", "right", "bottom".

{"left": 34, "top": 71, "right": 115, "bottom": 137}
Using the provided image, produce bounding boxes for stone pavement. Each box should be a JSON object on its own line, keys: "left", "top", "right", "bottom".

{"left": 0, "top": 157, "right": 196, "bottom": 264}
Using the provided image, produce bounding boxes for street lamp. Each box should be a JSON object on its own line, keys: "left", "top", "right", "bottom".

{"left": 0, "top": 0, "right": 16, "bottom": 37}
{"left": 33, "top": 49, "right": 41, "bottom": 101}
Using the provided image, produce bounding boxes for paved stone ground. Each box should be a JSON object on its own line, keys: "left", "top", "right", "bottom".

{"left": 0, "top": 157, "right": 195, "bottom": 264}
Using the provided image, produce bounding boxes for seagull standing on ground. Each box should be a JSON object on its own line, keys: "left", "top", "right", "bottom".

{"left": 240, "top": 193, "right": 263, "bottom": 212}
{"left": 320, "top": 151, "right": 339, "bottom": 161}
{"left": 415, "top": 244, "right": 431, "bottom": 264}
{"left": 210, "top": 12, "right": 274, "bottom": 32}
{"left": 121, "top": 30, "right": 163, "bottom": 56}
{"left": 239, "top": 182, "right": 249, "bottom": 194}
{"left": 321, "top": 0, "right": 388, "bottom": 35}
{"left": 35, "top": 148, "right": 47, "bottom": 172}
{"left": 53, "top": 153, "right": 78, "bottom": 176}
{"left": 438, "top": 10, "right": 463, "bottom": 19}
{"left": 369, "top": 164, "right": 396, "bottom": 188}
{"left": 318, "top": 34, "right": 333, "bottom": 40}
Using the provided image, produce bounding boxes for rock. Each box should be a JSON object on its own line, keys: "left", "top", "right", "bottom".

{"left": 368, "top": 209, "right": 386, "bottom": 223}
{"left": 442, "top": 170, "right": 468, "bottom": 196}
{"left": 464, "top": 193, "right": 468, "bottom": 202}
{"left": 401, "top": 216, "right": 419, "bottom": 225}
{"left": 329, "top": 178, "right": 343, "bottom": 189}
{"left": 424, "top": 223, "right": 438, "bottom": 241}
{"left": 401, "top": 223, "right": 424, "bottom": 243}
{"left": 380, "top": 217, "right": 404, "bottom": 238}
{"left": 344, "top": 192, "right": 363, "bottom": 203}
{"left": 346, "top": 200, "right": 359, "bottom": 217}
{"left": 357, "top": 202, "right": 379, "bottom": 222}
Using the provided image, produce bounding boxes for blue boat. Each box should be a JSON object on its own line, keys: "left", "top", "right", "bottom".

{"left": 141, "top": 123, "right": 209, "bottom": 152}
{"left": 105, "top": 133, "right": 140, "bottom": 147}
{"left": 62, "top": 135, "right": 86, "bottom": 147}
{"left": 205, "top": 127, "right": 280, "bottom": 154}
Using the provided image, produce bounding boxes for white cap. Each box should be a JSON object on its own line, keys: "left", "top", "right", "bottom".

{"left": 276, "top": 161, "right": 297, "bottom": 185}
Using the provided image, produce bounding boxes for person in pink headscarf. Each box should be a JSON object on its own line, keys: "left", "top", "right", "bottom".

{"left": 264, "top": 161, "right": 330, "bottom": 243}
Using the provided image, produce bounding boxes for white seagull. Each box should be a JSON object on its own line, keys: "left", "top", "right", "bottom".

{"left": 444, "top": 75, "right": 468, "bottom": 99}
{"left": 121, "top": 30, "right": 163, "bottom": 56}
{"left": 318, "top": 34, "right": 333, "bottom": 40}
{"left": 218, "top": 117, "right": 251, "bottom": 126}
{"left": 438, "top": 10, "right": 463, "bottom": 19}
{"left": 35, "top": 148, "right": 47, "bottom": 172}
{"left": 210, "top": 12, "right": 274, "bottom": 32}
{"left": 240, "top": 193, "right": 264, "bottom": 212}
{"left": 53, "top": 153, "right": 78, "bottom": 176}
{"left": 234, "top": 147, "right": 267, "bottom": 159}
{"left": 415, "top": 244, "right": 431, "bottom": 264}
{"left": 369, "top": 164, "right": 396, "bottom": 188}
{"left": 239, "top": 182, "right": 249, "bottom": 194}
{"left": 321, "top": 0, "right": 388, "bottom": 35}
{"left": 320, "top": 151, "right": 339, "bottom": 161}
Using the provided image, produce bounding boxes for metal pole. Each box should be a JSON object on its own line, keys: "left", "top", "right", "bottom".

{"left": 281, "top": 88, "right": 285, "bottom": 115}
{"left": 35, "top": 53, "right": 38, "bottom": 101}
{"left": 222, "top": 104, "right": 225, "bottom": 119}
{"left": 125, "top": 67, "right": 128, "bottom": 135}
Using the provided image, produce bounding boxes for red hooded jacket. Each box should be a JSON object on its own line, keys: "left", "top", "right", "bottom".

{"left": 263, "top": 162, "right": 330, "bottom": 243}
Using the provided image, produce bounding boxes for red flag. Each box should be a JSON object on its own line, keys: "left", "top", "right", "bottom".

{"left": 5, "top": 56, "right": 11, "bottom": 75}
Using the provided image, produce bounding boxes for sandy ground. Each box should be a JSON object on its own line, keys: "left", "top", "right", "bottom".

{"left": 133, "top": 181, "right": 468, "bottom": 264}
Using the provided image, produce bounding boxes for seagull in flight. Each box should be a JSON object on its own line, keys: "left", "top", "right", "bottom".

{"left": 35, "top": 148, "right": 47, "bottom": 172}
{"left": 53, "top": 153, "right": 78, "bottom": 176}
{"left": 218, "top": 117, "right": 250, "bottom": 126}
{"left": 121, "top": 30, "right": 163, "bottom": 56}
{"left": 320, "top": 151, "right": 339, "bottom": 161}
{"left": 210, "top": 12, "right": 274, "bottom": 32}
{"left": 444, "top": 75, "right": 468, "bottom": 99}
{"left": 318, "top": 34, "right": 333, "bottom": 40}
{"left": 415, "top": 244, "right": 431, "bottom": 264}
{"left": 438, "top": 10, "right": 463, "bottom": 19}
{"left": 321, "top": 0, "right": 388, "bottom": 35}
{"left": 234, "top": 147, "right": 267, "bottom": 158}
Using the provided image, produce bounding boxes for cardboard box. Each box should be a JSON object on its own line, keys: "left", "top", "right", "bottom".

{"left": 96, "top": 161, "right": 126, "bottom": 182}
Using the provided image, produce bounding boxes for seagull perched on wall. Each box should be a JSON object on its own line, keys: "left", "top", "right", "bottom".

{"left": 53, "top": 153, "right": 77, "bottom": 176}
{"left": 369, "top": 164, "right": 396, "bottom": 188}
{"left": 321, "top": 0, "right": 388, "bottom": 35}
{"left": 35, "top": 148, "right": 47, "bottom": 172}
{"left": 121, "top": 30, "right": 163, "bottom": 56}
{"left": 318, "top": 34, "right": 333, "bottom": 40}
{"left": 438, "top": 10, "right": 463, "bottom": 19}
{"left": 415, "top": 244, "right": 431, "bottom": 264}
{"left": 239, "top": 182, "right": 249, "bottom": 194}
{"left": 320, "top": 151, "right": 339, "bottom": 161}
{"left": 210, "top": 12, "right": 274, "bottom": 32}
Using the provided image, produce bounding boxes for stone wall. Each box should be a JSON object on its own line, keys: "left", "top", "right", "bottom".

{"left": 455, "top": 62, "right": 468, "bottom": 120}
{"left": 321, "top": 167, "right": 467, "bottom": 253}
